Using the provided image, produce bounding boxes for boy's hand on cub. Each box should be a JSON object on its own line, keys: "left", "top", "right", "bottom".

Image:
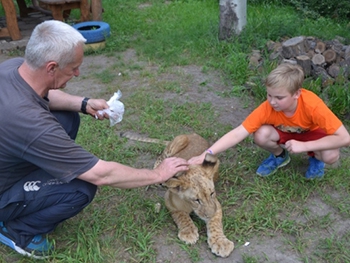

{"left": 188, "top": 152, "right": 206, "bottom": 165}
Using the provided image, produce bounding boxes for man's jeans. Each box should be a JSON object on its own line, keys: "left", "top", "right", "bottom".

{"left": 0, "top": 111, "right": 97, "bottom": 248}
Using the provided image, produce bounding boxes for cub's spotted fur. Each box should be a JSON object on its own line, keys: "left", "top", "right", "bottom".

{"left": 122, "top": 132, "right": 234, "bottom": 257}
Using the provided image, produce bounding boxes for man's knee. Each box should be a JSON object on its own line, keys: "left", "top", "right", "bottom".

{"left": 47, "top": 181, "right": 96, "bottom": 220}
{"left": 67, "top": 179, "right": 97, "bottom": 205}
{"left": 51, "top": 111, "right": 80, "bottom": 139}
{"left": 79, "top": 180, "right": 97, "bottom": 204}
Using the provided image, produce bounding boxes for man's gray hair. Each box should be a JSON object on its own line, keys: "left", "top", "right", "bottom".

{"left": 25, "top": 20, "right": 86, "bottom": 70}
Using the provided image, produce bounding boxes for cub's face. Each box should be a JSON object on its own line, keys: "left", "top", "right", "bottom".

{"left": 164, "top": 161, "right": 220, "bottom": 221}
{"left": 180, "top": 174, "right": 218, "bottom": 220}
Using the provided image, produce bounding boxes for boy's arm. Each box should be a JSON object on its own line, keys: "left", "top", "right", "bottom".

{"left": 285, "top": 124, "right": 350, "bottom": 153}
{"left": 188, "top": 124, "right": 250, "bottom": 164}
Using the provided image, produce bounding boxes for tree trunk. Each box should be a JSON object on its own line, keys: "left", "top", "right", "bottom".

{"left": 219, "top": 0, "right": 247, "bottom": 40}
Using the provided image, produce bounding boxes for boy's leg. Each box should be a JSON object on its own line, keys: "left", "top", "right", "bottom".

{"left": 0, "top": 169, "right": 97, "bottom": 256}
{"left": 254, "top": 125, "right": 291, "bottom": 176}
{"left": 256, "top": 126, "right": 331, "bottom": 178}
{"left": 277, "top": 128, "right": 329, "bottom": 179}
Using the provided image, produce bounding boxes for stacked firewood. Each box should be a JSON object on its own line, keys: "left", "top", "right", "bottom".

{"left": 266, "top": 36, "right": 350, "bottom": 86}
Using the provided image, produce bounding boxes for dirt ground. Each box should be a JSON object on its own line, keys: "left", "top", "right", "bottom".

{"left": 70, "top": 52, "right": 278, "bottom": 263}
{"left": 1, "top": 51, "right": 349, "bottom": 263}
{"left": 66, "top": 51, "right": 350, "bottom": 263}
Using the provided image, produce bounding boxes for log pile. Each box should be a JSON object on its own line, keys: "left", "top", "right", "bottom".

{"left": 265, "top": 36, "right": 350, "bottom": 86}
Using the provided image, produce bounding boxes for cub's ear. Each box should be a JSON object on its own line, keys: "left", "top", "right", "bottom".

{"left": 203, "top": 153, "right": 218, "bottom": 165}
{"left": 163, "top": 178, "right": 182, "bottom": 193}
{"left": 202, "top": 153, "right": 220, "bottom": 181}
{"left": 163, "top": 178, "right": 182, "bottom": 188}
{"left": 173, "top": 171, "right": 185, "bottom": 177}
{"left": 163, "top": 177, "right": 190, "bottom": 192}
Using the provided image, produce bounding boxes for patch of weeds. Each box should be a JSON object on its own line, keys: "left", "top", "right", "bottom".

{"left": 132, "top": 230, "right": 156, "bottom": 260}
{"left": 94, "top": 69, "right": 116, "bottom": 84}
{"left": 153, "top": 80, "right": 184, "bottom": 93}
{"left": 242, "top": 254, "right": 260, "bottom": 263}
{"left": 7, "top": 49, "right": 25, "bottom": 57}
{"left": 322, "top": 83, "right": 350, "bottom": 118}
{"left": 139, "top": 69, "right": 154, "bottom": 79}
{"left": 178, "top": 242, "right": 201, "bottom": 262}
{"left": 315, "top": 231, "right": 350, "bottom": 263}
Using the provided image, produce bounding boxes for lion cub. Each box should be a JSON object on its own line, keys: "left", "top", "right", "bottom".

{"left": 154, "top": 134, "right": 234, "bottom": 258}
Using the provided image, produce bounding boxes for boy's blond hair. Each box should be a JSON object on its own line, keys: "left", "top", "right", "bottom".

{"left": 265, "top": 63, "right": 304, "bottom": 94}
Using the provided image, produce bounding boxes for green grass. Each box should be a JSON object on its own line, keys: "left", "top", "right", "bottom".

{"left": 1, "top": 0, "right": 350, "bottom": 262}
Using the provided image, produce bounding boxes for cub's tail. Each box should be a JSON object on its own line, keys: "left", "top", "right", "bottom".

{"left": 119, "top": 131, "right": 169, "bottom": 146}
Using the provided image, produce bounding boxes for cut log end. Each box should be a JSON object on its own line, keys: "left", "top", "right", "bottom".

{"left": 312, "top": 54, "right": 325, "bottom": 65}
{"left": 315, "top": 41, "right": 326, "bottom": 53}
{"left": 323, "top": 49, "right": 336, "bottom": 64}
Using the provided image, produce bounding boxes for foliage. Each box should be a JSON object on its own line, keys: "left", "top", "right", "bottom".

{"left": 248, "top": 0, "right": 350, "bottom": 21}
{"left": 322, "top": 83, "right": 350, "bottom": 118}
{"left": 290, "top": 0, "right": 350, "bottom": 21}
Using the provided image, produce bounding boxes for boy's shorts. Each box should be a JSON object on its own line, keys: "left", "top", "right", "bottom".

{"left": 275, "top": 127, "right": 327, "bottom": 156}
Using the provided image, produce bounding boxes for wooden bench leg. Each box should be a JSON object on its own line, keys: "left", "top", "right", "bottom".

{"left": 79, "top": 0, "right": 89, "bottom": 21}
{"left": 16, "top": 0, "right": 29, "bottom": 17}
{"left": 49, "top": 5, "right": 64, "bottom": 21}
{"left": 0, "top": 0, "right": 22, "bottom": 40}
{"left": 91, "top": 0, "right": 102, "bottom": 21}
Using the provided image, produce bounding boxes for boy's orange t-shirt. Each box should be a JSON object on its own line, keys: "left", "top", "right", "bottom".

{"left": 242, "top": 88, "right": 342, "bottom": 135}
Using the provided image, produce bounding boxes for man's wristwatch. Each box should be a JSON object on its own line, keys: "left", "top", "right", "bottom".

{"left": 81, "top": 97, "right": 90, "bottom": 114}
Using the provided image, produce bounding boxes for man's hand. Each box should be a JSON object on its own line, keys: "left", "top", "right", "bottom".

{"left": 86, "top": 99, "right": 109, "bottom": 119}
{"left": 154, "top": 157, "right": 189, "bottom": 183}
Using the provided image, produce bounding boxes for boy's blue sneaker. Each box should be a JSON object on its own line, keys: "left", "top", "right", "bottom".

{"left": 305, "top": 157, "right": 325, "bottom": 179}
{"left": 0, "top": 221, "right": 52, "bottom": 259}
{"left": 256, "top": 151, "right": 291, "bottom": 177}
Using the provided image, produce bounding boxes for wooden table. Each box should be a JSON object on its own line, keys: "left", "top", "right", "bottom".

{"left": 0, "top": 0, "right": 22, "bottom": 40}
{"left": 0, "top": 0, "right": 102, "bottom": 41}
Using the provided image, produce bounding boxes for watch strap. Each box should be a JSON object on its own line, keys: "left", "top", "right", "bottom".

{"left": 81, "top": 97, "right": 90, "bottom": 114}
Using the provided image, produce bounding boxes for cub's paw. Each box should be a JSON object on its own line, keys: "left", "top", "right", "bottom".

{"left": 178, "top": 226, "right": 199, "bottom": 244}
{"left": 209, "top": 236, "right": 234, "bottom": 258}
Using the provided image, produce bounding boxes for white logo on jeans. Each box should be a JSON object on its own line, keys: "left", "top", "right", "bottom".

{"left": 23, "top": 181, "right": 41, "bottom": 192}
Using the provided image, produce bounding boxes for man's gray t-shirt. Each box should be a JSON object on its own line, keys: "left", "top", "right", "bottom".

{"left": 0, "top": 58, "right": 99, "bottom": 194}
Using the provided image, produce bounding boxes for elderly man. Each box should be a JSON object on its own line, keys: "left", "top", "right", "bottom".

{"left": 0, "top": 20, "right": 188, "bottom": 259}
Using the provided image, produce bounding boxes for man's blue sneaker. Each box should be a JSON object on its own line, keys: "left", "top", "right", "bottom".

{"left": 305, "top": 157, "right": 325, "bottom": 179}
{"left": 0, "top": 222, "right": 52, "bottom": 259}
{"left": 256, "top": 151, "right": 291, "bottom": 177}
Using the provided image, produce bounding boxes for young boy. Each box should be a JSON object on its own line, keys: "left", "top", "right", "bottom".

{"left": 189, "top": 63, "right": 350, "bottom": 179}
